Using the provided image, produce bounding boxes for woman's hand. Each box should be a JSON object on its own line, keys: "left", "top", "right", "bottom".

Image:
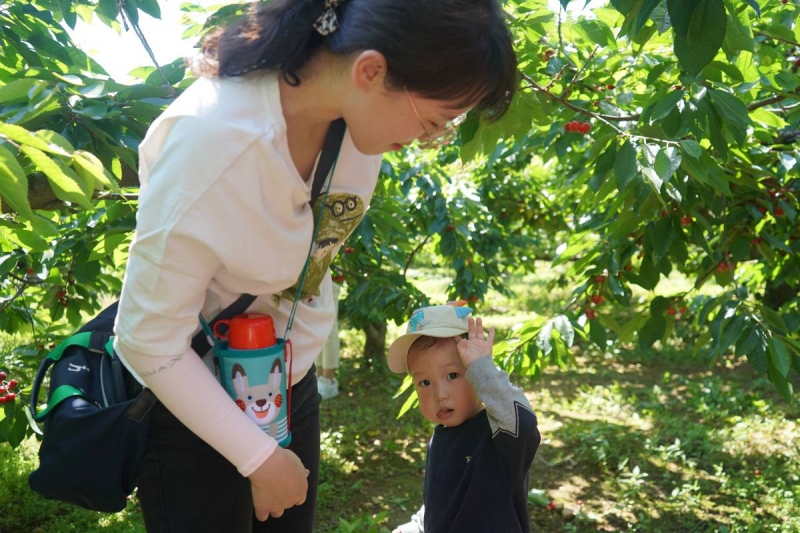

{"left": 249, "top": 447, "right": 309, "bottom": 521}
{"left": 455, "top": 317, "right": 495, "bottom": 367}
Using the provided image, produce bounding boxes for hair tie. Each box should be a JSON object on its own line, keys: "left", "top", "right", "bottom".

{"left": 313, "top": 0, "right": 341, "bottom": 36}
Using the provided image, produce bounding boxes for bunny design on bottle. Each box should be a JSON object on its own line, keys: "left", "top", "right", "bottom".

{"left": 209, "top": 313, "right": 292, "bottom": 447}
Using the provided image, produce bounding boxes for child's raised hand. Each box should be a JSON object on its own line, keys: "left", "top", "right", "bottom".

{"left": 455, "top": 317, "right": 495, "bottom": 367}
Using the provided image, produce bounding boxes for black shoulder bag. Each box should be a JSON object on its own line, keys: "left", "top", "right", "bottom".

{"left": 27, "top": 118, "right": 346, "bottom": 513}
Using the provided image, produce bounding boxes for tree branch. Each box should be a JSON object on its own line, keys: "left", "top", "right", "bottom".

{"left": 520, "top": 73, "right": 641, "bottom": 123}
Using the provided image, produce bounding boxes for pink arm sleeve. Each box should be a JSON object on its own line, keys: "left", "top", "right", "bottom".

{"left": 116, "top": 342, "right": 278, "bottom": 477}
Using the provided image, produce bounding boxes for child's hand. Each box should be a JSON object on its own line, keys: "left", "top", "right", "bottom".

{"left": 455, "top": 317, "right": 495, "bottom": 367}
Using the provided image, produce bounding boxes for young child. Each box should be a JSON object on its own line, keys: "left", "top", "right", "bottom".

{"left": 388, "top": 304, "right": 541, "bottom": 533}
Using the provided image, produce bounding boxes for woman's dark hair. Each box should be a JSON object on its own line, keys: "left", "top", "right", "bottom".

{"left": 199, "top": 0, "right": 518, "bottom": 118}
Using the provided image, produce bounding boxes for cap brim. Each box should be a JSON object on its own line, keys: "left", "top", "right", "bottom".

{"left": 386, "top": 326, "right": 467, "bottom": 373}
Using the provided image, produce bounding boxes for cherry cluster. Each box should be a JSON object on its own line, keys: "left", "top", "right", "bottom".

{"left": 564, "top": 121, "right": 591, "bottom": 134}
{"left": 0, "top": 371, "right": 19, "bottom": 404}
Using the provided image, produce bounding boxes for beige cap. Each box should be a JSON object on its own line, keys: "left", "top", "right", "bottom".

{"left": 387, "top": 304, "right": 473, "bottom": 373}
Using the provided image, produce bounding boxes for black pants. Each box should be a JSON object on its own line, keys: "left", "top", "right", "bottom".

{"left": 136, "top": 369, "right": 322, "bottom": 533}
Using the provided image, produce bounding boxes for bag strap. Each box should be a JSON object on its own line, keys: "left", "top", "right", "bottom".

{"left": 310, "top": 118, "right": 346, "bottom": 205}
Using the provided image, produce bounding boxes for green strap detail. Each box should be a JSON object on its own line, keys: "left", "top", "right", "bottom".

{"left": 33, "top": 385, "right": 86, "bottom": 421}
{"left": 46, "top": 332, "right": 93, "bottom": 362}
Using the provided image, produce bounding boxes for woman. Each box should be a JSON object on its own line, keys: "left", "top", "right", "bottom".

{"left": 113, "top": 0, "right": 518, "bottom": 531}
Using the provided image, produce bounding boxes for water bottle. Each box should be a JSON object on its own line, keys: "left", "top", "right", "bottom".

{"left": 212, "top": 313, "right": 291, "bottom": 447}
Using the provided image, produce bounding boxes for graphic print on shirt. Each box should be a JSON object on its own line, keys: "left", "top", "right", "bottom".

{"left": 282, "top": 192, "right": 366, "bottom": 300}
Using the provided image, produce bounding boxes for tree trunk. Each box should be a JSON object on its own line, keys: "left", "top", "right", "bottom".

{"left": 363, "top": 321, "right": 387, "bottom": 369}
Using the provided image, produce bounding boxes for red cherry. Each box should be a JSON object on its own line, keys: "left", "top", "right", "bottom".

{"left": 468, "top": 295, "right": 480, "bottom": 303}
{"left": 445, "top": 225, "right": 455, "bottom": 231}
{"left": 0, "top": 371, "right": 6, "bottom": 380}
{"left": 681, "top": 215, "right": 692, "bottom": 226}
{"left": 7, "top": 379, "right": 18, "bottom": 390}
{"left": 775, "top": 207, "right": 785, "bottom": 216}
{"left": 0, "top": 396, "right": 6, "bottom": 405}
{"left": 26, "top": 268, "right": 35, "bottom": 275}
{"left": 0, "top": 386, "right": 6, "bottom": 394}
{"left": 667, "top": 307, "right": 677, "bottom": 315}
{"left": 591, "top": 294, "right": 604, "bottom": 305}
{"left": 752, "top": 238, "right": 761, "bottom": 245}
{"left": 579, "top": 122, "right": 591, "bottom": 134}
{"left": 606, "top": 84, "right": 615, "bottom": 90}
{"left": 781, "top": 0, "right": 787, "bottom": 4}
{"left": 758, "top": 206, "right": 767, "bottom": 214}
{"left": 595, "top": 275, "right": 606, "bottom": 283}
{"left": 332, "top": 275, "right": 346, "bottom": 283}
{"left": 344, "top": 247, "right": 355, "bottom": 254}
{"left": 5, "top": 393, "right": 15, "bottom": 402}
{"left": 586, "top": 308, "right": 597, "bottom": 320}
{"left": 564, "top": 122, "right": 574, "bottom": 132}
{"left": 680, "top": 306, "right": 688, "bottom": 314}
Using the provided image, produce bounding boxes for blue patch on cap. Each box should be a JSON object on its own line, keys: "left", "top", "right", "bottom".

{"left": 455, "top": 306, "right": 473, "bottom": 318}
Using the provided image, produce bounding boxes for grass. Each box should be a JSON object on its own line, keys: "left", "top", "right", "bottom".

{"left": 2, "top": 270, "right": 799, "bottom": 532}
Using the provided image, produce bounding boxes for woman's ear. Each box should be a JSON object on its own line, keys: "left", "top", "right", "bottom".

{"left": 351, "top": 50, "right": 389, "bottom": 93}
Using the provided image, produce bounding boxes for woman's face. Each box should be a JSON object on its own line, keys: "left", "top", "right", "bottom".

{"left": 343, "top": 51, "right": 473, "bottom": 155}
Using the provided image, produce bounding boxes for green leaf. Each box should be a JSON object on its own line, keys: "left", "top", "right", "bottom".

{"left": 649, "top": 217, "right": 675, "bottom": 262}
{"left": 680, "top": 139, "right": 703, "bottom": 159}
{"left": 396, "top": 390, "right": 418, "bottom": 419}
{"left": 590, "top": 318, "right": 608, "bottom": 350}
{"left": 537, "top": 319, "right": 555, "bottom": 355}
{"left": 743, "top": 0, "right": 760, "bottom": 17}
{"left": 73, "top": 151, "right": 120, "bottom": 192}
{"left": 635, "top": 0, "right": 663, "bottom": 34}
{"left": 135, "top": 0, "right": 162, "bottom": 19}
{"left": 552, "top": 315, "right": 574, "bottom": 347}
{"left": 578, "top": 19, "right": 616, "bottom": 47}
{"left": 614, "top": 140, "right": 638, "bottom": 191}
{"left": 590, "top": 143, "right": 617, "bottom": 192}
{"left": 746, "top": 328, "right": 769, "bottom": 374}
{"left": 124, "top": 0, "right": 140, "bottom": 25}
{"left": 769, "top": 337, "right": 790, "bottom": 377}
{"left": 639, "top": 316, "right": 666, "bottom": 350}
{"left": 642, "top": 167, "right": 663, "bottom": 193}
{"left": 722, "top": 10, "right": 754, "bottom": 54}
{"left": 20, "top": 146, "right": 94, "bottom": 209}
{"left": 667, "top": 0, "right": 698, "bottom": 38}
{"left": 0, "top": 145, "right": 35, "bottom": 219}
{"left": 651, "top": 91, "right": 684, "bottom": 122}
{"left": 673, "top": 0, "right": 726, "bottom": 76}
{"left": 0, "top": 122, "right": 70, "bottom": 156}
{"left": 707, "top": 89, "right": 752, "bottom": 131}
{"left": 0, "top": 79, "right": 39, "bottom": 104}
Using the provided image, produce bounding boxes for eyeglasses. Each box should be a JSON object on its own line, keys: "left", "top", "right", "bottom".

{"left": 404, "top": 87, "right": 467, "bottom": 150}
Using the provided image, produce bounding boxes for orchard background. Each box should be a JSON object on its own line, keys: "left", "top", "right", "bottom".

{"left": 1, "top": 0, "right": 799, "bottom": 531}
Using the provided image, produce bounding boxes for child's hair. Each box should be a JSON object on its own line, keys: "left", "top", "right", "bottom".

{"left": 409, "top": 334, "right": 468, "bottom": 355}
{"left": 197, "top": 0, "right": 518, "bottom": 119}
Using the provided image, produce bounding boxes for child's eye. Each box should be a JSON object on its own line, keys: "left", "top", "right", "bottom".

{"left": 447, "top": 372, "right": 459, "bottom": 380}
{"left": 418, "top": 379, "right": 431, "bottom": 387}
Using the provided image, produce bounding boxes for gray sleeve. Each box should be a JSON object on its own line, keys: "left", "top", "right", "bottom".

{"left": 465, "top": 356, "right": 532, "bottom": 435}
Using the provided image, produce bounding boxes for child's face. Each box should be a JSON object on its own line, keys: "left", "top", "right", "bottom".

{"left": 407, "top": 338, "right": 483, "bottom": 428}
